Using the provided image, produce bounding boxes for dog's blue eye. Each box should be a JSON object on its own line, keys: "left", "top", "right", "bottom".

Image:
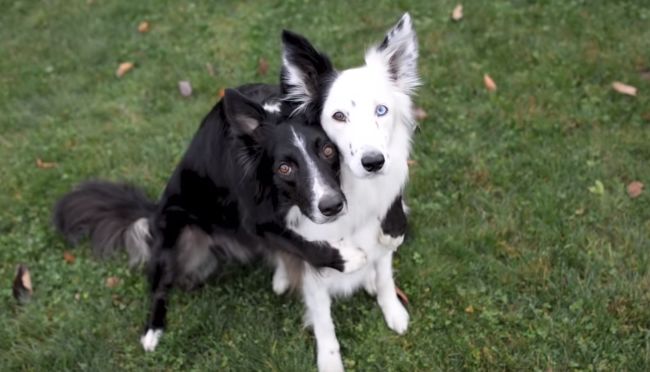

{"left": 375, "top": 105, "right": 388, "bottom": 117}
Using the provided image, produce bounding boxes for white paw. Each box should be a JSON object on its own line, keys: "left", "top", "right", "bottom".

{"left": 363, "top": 269, "right": 377, "bottom": 295}
{"left": 379, "top": 233, "right": 404, "bottom": 251}
{"left": 317, "top": 348, "right": 344, "bottom": 372}
{"left": 272, "top": 269, "right": 290, "bottom": 295}
{"left": 381, "top": 301, "right": 409, "bottom": 335}
{"left": 140, "top": 329, "right": 163, "bottom": 352}
{"left": 339, "top": 246, "right": 367, "bottom": 273}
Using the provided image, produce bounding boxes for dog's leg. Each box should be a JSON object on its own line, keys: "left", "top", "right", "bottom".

{"left": 379, "top": 195, "right": 407, "bottom": 251}
{"left": 303, "top": 272, "right": 344, "bottom": 372}
{"left": 375, "top": 252, "right": 409, "bottom": 334}
{"left": 141, "top": 214, "right": 184, "bottom": 352}
{"left": 272, "top": 255, "right": 290, "bottom": 295}
{"left": 261, "top": 223, "right": 366, "bottom": 273}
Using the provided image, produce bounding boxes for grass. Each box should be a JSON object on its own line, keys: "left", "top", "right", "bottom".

{"left": 1, "top": 0, "right": 650, "bottom": 370}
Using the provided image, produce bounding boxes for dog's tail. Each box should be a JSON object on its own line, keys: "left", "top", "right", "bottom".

{"left": 53, "top": 180, "right": 157, "bottom": 266}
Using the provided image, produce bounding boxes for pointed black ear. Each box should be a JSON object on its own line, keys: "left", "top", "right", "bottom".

{"left": 223, "top": 88, "right": 266, "bottom": 135}
{"left": 366, "top": 13, "right": 419, "bottom": 94}
{"left": 281, "top": 30, "right": 335, "bottom": 112}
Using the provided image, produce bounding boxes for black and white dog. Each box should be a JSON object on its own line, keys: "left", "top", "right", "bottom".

{"left": 53, "top": 84, "right": 368, "bottom": 351}
{"left": 272, "top": 13, "right": 419, "bottom": 371}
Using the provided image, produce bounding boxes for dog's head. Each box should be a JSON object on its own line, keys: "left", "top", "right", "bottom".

{"left": 223, "top": 88, "right": 345, "bottom": 224}
{"left": 281, "top": 13, "right": 419, "bottom": 178}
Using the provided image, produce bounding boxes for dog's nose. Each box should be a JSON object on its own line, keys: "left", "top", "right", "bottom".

{"left": 361, "top": 151, "right": 385, "bottom": 172}
{"left": 318, "top": 194, "right": 345, "bottom": 217}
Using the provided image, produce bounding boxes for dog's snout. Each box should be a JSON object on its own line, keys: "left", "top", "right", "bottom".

{"left": 361, "top": 151, "right": 385, "bottom": 172}
{"left": 318, "top": 194, "right": 345, "bottom": 217}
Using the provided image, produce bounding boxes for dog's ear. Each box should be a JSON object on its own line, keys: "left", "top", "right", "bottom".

{"left": 223, "top": 88, "right": 266, "bottom": 136}
{"left": 281, "top": 30, "right": 335, "bottom": 112}
{"left": 366, "top": 13, "right": 419, "bottom": 94}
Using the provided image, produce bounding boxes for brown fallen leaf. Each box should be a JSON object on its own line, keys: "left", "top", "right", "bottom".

{"left": 451, "top": 4, "right": 463, "bottom": 21}
{"left": 63, "top": 251, "right": 76, "bottom": 264}
{"left": 413, "top": 107, "right": 427, "bottom": 121}
{"left": 258, "top": 57, "right": 269, "bottom": 76}
{"left": 36, "top": 158, "right": 57, "bottom": 169}
{"left": 13, "top": 264, "right": 33, "bottom": 305}
{"left": 612, "top": 81, "right": 637, "bottom": 96}
{"left": 178, "top": 80, "right": 192, "bottom": 97}
{"left": 116, "top": 62, "right": 134, "bottom": 78}
{"left": 407, "top": 159, "right": 417, "bottom": 166}
{"left": 465, "top": 305, "right": 475, "bottom": 314}
{"left": 627, "top": 181, "right": 644, "bottom": 198}
{"left": 484, "top": 74, "right": 497, "bottom": 92}
{"left": 218, "top": 88, "right": 226, "bottom": 99}
{"left": 138, "top": 21, "right": 150, "bottom": 33}
{"left": 395, "top": 286, "right": 409, "bottom": 306}
{"left": 105, "top": 276, "right": 120, "bottom": 288}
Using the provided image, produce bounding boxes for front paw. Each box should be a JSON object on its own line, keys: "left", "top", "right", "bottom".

{"left": 378, "top": 233, "right": 404, "bottom": 251}
{"left": 317, "top": 348, "right": 344, "bottom": 372}
{"left": 337, "top": 245, "right": 367, "bottom": 273}
{"left": 381, "top": 301, "right": 409, "bottom": 335}
{"left": 140, "top": 328, "right": 163, "bottom": 352}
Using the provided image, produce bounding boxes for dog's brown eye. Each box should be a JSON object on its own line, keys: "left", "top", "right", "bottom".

{"left": 278, "top": 163, "right": 292, "bottom": 175}
{"left": 322, "top": 144, "right": 336, "bottom": 159}
{"left": 332, "top": 112, "right": 346, "bottom": 122}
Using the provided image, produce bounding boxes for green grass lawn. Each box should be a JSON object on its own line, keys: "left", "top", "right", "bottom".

{"left": 2, "top": 0, "right": 650, "bottom": 370}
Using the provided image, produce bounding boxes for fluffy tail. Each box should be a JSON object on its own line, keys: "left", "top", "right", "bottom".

{"left": 53, "top": 180, "right": 157, "bottom": 266}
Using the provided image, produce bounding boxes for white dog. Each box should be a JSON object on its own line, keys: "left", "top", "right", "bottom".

{"left": 274, "top": 13, "right": 419, "bottom": 372}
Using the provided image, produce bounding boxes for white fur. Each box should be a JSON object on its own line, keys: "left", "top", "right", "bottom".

{"left": 279, "top": 13, "right": 419, "bottom": 372}
{"left": 140, "top": 329, "right": 163, "bottom": 352}
{"left": 263, "top": 102, "right": 281, "bottom": 113}
{"left": 125, "top": 217, "right": 151, "bottom": 266}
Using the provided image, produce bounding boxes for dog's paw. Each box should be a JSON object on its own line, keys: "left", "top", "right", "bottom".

{"left": 140, "top": 329, "right": 163, "bottom": 352}
{"left": 381, "top": 301, "right": 409, "bottom": 335}
{"left": 317, "top": 348, "right": 344, "bottom": 372}
{"left": 379, "top": 233, "right": 404, "bottom": 251}
{"left": 338, "top": 246, "right": 367, "bottom": 273}
{"left": 272, "top": 267, "right": 290, "bottom": 295}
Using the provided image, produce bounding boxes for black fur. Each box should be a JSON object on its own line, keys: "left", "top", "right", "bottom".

{"left": 53, "top": 181, "right": 156, "bottom": 259}
{"left": 53, "top": 84, "right": 348, "bottom": 339}
{"left": 380, "top": 195, "right": 407, "bottom": 238}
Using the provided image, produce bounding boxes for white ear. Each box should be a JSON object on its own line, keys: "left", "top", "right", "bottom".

{"left": 365, "top": 13, "right": 419, "bottom": 94}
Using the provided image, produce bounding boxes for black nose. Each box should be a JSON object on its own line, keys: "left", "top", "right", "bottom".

{"left": 318, "top": 194, "right": 344, "bottom": 217}
{"left": 361, "top": 152, "right": 385, "bottom": 172}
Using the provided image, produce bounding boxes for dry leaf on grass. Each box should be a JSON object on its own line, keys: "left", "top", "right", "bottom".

{"left": 105, "top": 276, "right": 120, "bottom": 288}
{"left": 413, "top": 107, "right": 427, "bottom": 121}
{"left": 36, "top": 158, "right": 57, "bottom": 169}
{"left": 627, "top": 181, "right": 644, "bottom": 198}
{"left": 116, "top": 62, "right": 134, "bottom": 78}
{"left": 612, "top": 81, "right": 637, "bottom": 96}
{"left": 395, "top": 286, "right": 409, "bottom": 306}
{"left": 258, "top": 57, "right": 269, "bottom": 76}
{"left": 218, "top": 88, "right": 226, "bottom": 99}
{"left": 63, "top": 251, "right": 76, "bottom": 264}
{"left": 484, "top": 74, "right": 497, "bottom": 92}
{"left": 451, "top": 4, "right": 463, "bottom": 21}
{"left": 13, "top": 264, "right": 33, "bottom": 305}
{"left": 178, "top": 80, "right": 192, "bottom": 97}
{"left": 138, "top": 21, "right": 150, "bottom": 33}
{"left": 465, "top": 305, "right": 475, "bottom": 314}
{"left": 407, "top": 159, "right": 417, "bottom": 167}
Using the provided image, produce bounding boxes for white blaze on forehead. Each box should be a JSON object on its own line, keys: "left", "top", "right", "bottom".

{"left": 263, "top": 101, "right": 281, "bottom": 113}
{"left": 291, "top": 128, "right": 328, "bottom": 213}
